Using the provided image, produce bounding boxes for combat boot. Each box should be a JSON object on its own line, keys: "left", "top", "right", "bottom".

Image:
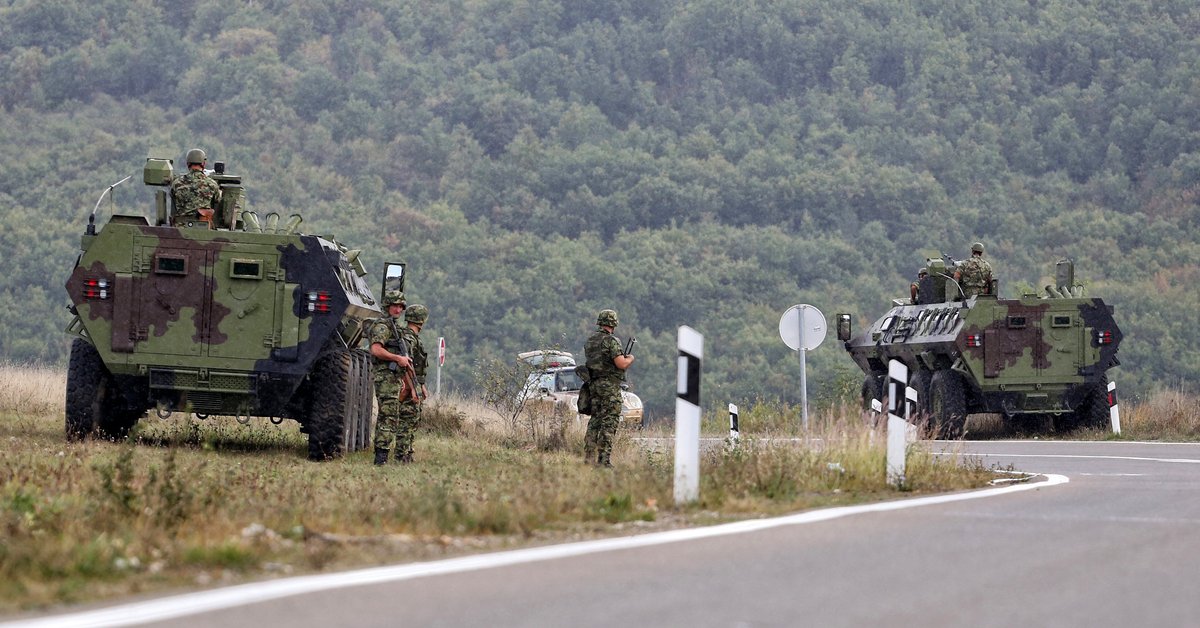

{"left": 373, "top": 448, "right": 389, "bottom": 466}
{"left": 396, "top": 449, "right": 413, "bottom": 464}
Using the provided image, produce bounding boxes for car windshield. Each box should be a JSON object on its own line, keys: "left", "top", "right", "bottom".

{"left": 554, "top": 369, "right": 583, "bottom": 392}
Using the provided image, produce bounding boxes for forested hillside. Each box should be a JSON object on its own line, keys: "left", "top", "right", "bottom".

{"left": 2, "top": 0, "right": 1198, "bottom": 418}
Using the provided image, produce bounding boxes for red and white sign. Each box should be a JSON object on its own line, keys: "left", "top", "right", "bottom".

{"left": 438, "top": 336, "right": 446, "bottom": 366}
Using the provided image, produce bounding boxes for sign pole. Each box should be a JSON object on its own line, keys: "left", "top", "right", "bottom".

{"left": 800, "top": 306, "right": 809, "bottom": 430}
{"left": 675, "top": 326, "right": 703, "bottom": 505}
{"left": 779, "top": 304, "right": 825, "bottom": 433}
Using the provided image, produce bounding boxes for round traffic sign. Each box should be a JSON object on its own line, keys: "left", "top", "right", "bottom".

{"left": 779, "top": 304, "right": 827, "bottom": 351}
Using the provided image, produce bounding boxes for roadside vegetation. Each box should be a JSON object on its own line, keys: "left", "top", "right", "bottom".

{"left": 2, "top": 364, "right": 1000, "bottom": 612}
{"left": 4, "top": 365, "right": 1193, "bottom": 611}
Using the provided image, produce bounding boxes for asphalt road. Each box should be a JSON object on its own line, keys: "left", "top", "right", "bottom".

{"left": 10, "top": 440, "right": 1200, "bottom": 628}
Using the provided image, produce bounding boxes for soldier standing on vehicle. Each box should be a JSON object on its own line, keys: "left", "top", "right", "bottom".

{"left": 394, "top": 303, "right": 429, "bottom": 462}
{"left": 910, "top": 267, "right": 928, "bottom": 304}
{"left": 583, "top": 309, "right": 634, "bottom": 467}
{"left": 954, "top": 242, "right": 994, "bottom": 298}
{"left": 369, "top": 290, "right": 413, "bottom": 465}
{"left": 170, "top": 148, "right": 221, "bottom": 227}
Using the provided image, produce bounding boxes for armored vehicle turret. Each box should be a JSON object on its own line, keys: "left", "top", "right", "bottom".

{"left": 838, "top": 255, "right": 1122, "bottom": 437}
{"left": 64, "top": 154, "right": 381, "bottom": 460}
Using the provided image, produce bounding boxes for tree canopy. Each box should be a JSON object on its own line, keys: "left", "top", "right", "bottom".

{"left": 2, "top": 0, "right": 1198, "bottom": 417}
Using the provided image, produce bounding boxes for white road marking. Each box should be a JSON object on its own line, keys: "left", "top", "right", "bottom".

{"left": 940, "top": 452, "right": 1200, "bottom": 465}
{"left": 2, "top": 475, "right": 1068, "bottom": 628}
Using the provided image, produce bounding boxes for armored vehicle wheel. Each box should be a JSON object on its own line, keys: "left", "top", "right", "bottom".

{"left": 906, "top": 369, "right": 933, "bottom": 435}
{"left": 929, "top": 370, "right": 967, "bottom": 439}
{"left": 307, "top": 348, "right": 353, "bottom": 461}
{"left": 860, "top": 374, "right": 885, "bottom": 412}
{"left": 909, "top": 369, "right": 931, "bottom": 415}
{"left": 1060, "top": 376, "right": 1110, "bottom": 432}
{"left": 65, "top": 338, "right": 106, "bottom": 441}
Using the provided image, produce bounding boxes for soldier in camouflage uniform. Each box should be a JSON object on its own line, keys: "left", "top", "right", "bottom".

{"left": 394, "top": 304, "right": 429, "bottom": 462}
{"left": 910, "top": 267, "right": 927, "bottom": 304}
{"left": 583, "top": 309, "right": 634, "bottom": 467}
{"left": 368, "top": 290, "right": 412, "bottom": 465}
{"left": 170, "top": 148, "right": 221, "bottom": 227}
{"left": 954, "top": 242, "right": 994, "bottom": 298}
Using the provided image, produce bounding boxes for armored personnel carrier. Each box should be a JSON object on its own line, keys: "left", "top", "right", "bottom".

{"left": 64, "top": 154, "right": 380, "bottom": 460}
{"left": 838, "top": 255, "right": 1122, "bottom": 437}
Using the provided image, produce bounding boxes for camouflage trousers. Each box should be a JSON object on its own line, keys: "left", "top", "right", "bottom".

{"left": 584, "top": 379, "right": 622, "bottom": 466}
{"left": 374, "top": 375, "right": 420, "bottom": 458}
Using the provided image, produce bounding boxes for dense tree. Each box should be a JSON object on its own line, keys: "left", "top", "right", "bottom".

{"left": 1, "top": 0, "right": 1198, "bottom": 416}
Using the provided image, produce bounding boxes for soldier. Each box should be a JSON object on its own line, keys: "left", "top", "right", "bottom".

{"left": 954, "top": 242, "right": 994, "bottom": 298}
{"left": 910, "top": 267, "right": 928, "bottom": 304}
{"left": 369, "top": 290, "right": 414, "bottom": 465}
{"left": 170, "top": 148, "right": 221, "bottom": 228}
{"left": 583, "top": 309, "right": 634, "bottom": 467}
{"left": 394, "top": 303, "right": 429, "bottom": 462}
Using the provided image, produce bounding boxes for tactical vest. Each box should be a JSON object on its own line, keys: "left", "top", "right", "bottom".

{"left": 585, "top": 329, "right": 625, "bottom": 382}
{"left": 401, "top": 327, "right": 427, "bottom": 384}
{"left": 372, "top": 316, "right": 409, "bottom": 369}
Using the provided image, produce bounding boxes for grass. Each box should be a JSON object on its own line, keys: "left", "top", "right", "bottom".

{"left": 15, "top": 363, "right": 1194, "bottom": 612}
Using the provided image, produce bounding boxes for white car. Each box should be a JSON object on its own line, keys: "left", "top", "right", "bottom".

{"left": 518, "top": 352, "right": 644, "bottom": 426}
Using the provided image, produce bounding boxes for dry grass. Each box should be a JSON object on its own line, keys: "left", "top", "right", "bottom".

{"left": 0, "top": 363, "right": 65, "bottom": 417}
{"left": 1118, "top": 387, "right": 1200, "bottom": 441}
{"left": 0, "top": 365, "right": 1087, "bottom": 612}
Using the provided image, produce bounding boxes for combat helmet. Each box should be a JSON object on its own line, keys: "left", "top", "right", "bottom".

{"left": 971, "top": 242, "right": 985, "bottom": 254}
{"left": 185, "top": 148, "right": 207, "bottom": 165}
{"left": 918, "top": 267, "right": 928, "bottom": 277}
{"left": 405, "top": 304, "right": 429, "bottom": 324}
{"left": 383, "top": 290, "right": 406, "bottom": 306}
{"left": 596, "top": 309, "right": 619, "bottom": 327}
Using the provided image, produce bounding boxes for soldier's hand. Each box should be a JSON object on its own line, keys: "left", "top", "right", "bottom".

{"left": 394, "top": 356, "right": 412, "bottom": 368}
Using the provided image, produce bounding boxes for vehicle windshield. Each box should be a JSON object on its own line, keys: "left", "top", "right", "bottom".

{"left": 554, "top": 369, "right": 583, "bottom": 392}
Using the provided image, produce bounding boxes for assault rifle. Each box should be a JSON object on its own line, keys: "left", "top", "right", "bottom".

{"left": 624, "top": 337, "right": 637, "bottom": 356}
{"left": 384, "top": 317, "right": 420, "bottom": 403}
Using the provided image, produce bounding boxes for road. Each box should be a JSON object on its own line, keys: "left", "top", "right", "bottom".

{"left": 8, "top": 439, "right": 1200, "bottom": 628}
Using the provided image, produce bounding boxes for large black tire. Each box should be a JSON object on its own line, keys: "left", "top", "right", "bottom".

{"left": 929, "top": 369, "right": 968, "bottom": 439}
{"left": 1060, "top": 376, "right": 1110, "bottom": 432}
{"left": 860, "top": 373, "right": 885, "bottom": 412}
{"left": 908, "top": 369, "right": 932, "bottom": 420}
{"left": 65, "top": 338, "right": 106, "bottom": 441}
{"left": 307, "top": 348, "right": 353, "bottom": 461}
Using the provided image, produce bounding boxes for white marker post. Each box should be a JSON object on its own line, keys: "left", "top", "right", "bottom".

{"left": 675, "top": 326, "right": 703, "bottom": 505}
{"left": 728, "top": 403, "right": 739, "bottom": 444}
{"left": 1108, "top": 380, "right": 1121, "bottom": 434}
{"left": 886, "top": 359, "right": 909, "bottom": 487}
{"left": 436, "top": 336, "right": 445, "bottom": 397}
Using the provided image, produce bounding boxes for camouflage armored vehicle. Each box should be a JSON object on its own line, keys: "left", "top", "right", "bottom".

{"left": 64, "top": 154, "right": 381, "bottom": 460}
{"left": 838, "top": 255, "right": 1122, "bottom": 437}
